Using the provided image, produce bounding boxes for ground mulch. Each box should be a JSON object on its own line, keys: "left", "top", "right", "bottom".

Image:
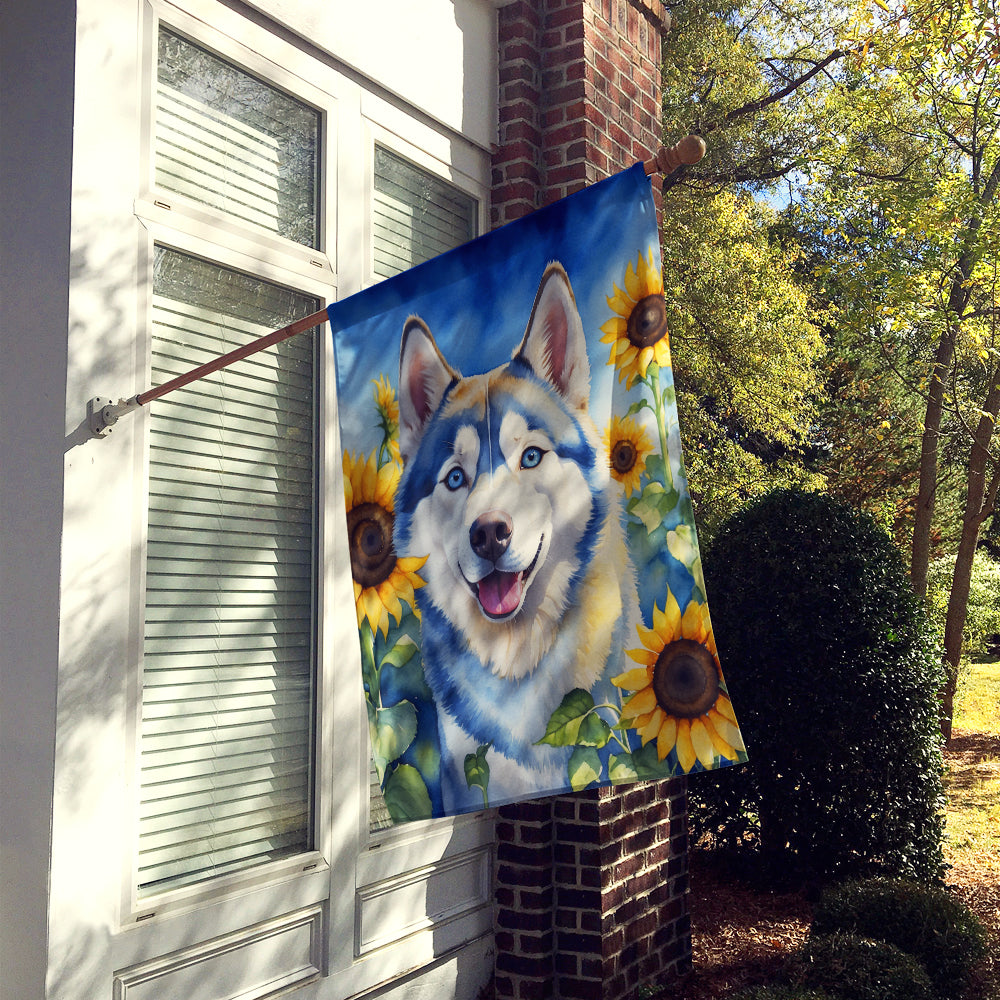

{"left": 669, "top": 734, "right": 1000, "bottom": 1000}
{"left": 674, "top": 849, "right": 814, "bottom": 999}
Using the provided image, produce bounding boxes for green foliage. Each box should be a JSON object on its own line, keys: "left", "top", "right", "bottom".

{"left": 790, "top": 933, "right": 934, "bottom": 1000}
{"left": 811, "top": 878, "right": 988, "bottom": 999}
{"left": 661, "top": 0, "right": 851, "bottom": 193}
{"left": 692, "top": 489, "right": 947, "bottom": 882}
{"left": 663, "top": 188, "right": 827, "bottom": 537}
{"left": 927, "top": 550, "right": 1000, "bottom": 658}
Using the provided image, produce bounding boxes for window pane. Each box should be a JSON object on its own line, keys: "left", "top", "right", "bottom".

{"left": 156, "top": 28, "right": 320, "bottom": 248}
{"left": 139, "top": 247, "right": 318, "bottom": 895}
{"left": 372, "top": 146, "right": 477, "bottom": 279}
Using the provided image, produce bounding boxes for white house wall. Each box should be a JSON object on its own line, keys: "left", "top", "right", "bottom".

{"left": 0, "top": 0, "right": 498, "bottom": 997}
{"left": 243, "top": 0, "right": 498, "bottom": 152}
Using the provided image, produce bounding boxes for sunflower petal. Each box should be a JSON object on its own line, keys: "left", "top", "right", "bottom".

{"left": 656, "top": 714, "right": 678, "bottom": 760}
{"left": 702, "top": 713, "right": 738, "bottom": 761}
{"left": 397, "top": 555, "right": 429, "bottom": 574}
{"left": 378, "top": 579, "right": 403, "bottom": 626}
{"left": 656, "top": 592, "right": 683, "bottom": 644}
{"left": 653, "top": 335, "right": 672, "bottom": 369}
{"left": 637, "top": 250, "right": 662, "bottom": 295}
{"left": 690, "top": 718, "right": 716, "bottom": 769}
{"left": 624, "top": 259, "right": 643, "bottom": 300}
{"left": 622, "top": 686, "right": 658, "bottom": 718}
{"left": 612, "top": 667, "right": 652, "bottom": 689}
{"left": 714, "top": 693, "right": 738, "bottom": 726}
{"left": 637, "top": 706, "right": 662, "bottom": 742}
{"left": 626, "top": 646, "right": 657, "bottom": 667}
{"left": 361, "top": 587, "right": 384, "bottom": 637}
{"left": 636, "top": 345, "right": 654, "bottom": 379}
{"left": 680, "top": 599, "right": 711, "bottom": 644}
{"left": 606, "top": 284, "right": 634, "bottom": 317}
{"left": 708, "top": 708, "right": 745, "bottom": 752}
{"left": 360, "top": 451, "right": 377, "bottom": 502}
{"left": 675, "top": 720, "right": 697, "bottom": 772}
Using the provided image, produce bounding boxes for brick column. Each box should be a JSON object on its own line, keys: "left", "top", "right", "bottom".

{"left": 491, "top": 4, "right": 691, "bottom": 999}
{"left": 492, "top": 0, "right": 667, "bottom": 227}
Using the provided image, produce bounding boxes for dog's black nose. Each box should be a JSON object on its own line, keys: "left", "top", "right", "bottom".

{"left": 470, "top": 510, "right": 513, "bottom": 563}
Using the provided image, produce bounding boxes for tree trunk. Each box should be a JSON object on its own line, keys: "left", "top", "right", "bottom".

{"left": 910, "top": 331, "right": 955, "bottom": 598}
{"left": 910, "top": 160, "right": 1000, "bottom": 597}
{"left": 941, "top": 377, "right": 1000, "bottom": 740}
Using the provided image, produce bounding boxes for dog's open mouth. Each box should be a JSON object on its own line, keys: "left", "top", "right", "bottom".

{"left": 477, "top": 570, "right": 526, "bottom": 618}
{"left": 470, "top": 538, "right": 542, "bottom": 620}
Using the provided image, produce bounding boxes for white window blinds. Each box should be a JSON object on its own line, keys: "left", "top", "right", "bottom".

{"left": 139, "top": 248, "right": 319, "bottom": 895}
{"left": 156, "top": 28, "right": 320, "bottom": 248}
{"left": 372, "top": 146, "right": 477, "bottom": 279}
{"left": 139, "top": 23, "right": 323, "bottom": 897}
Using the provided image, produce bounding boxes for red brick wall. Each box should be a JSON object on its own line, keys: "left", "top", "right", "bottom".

{"left": 492, "top": 0, "right": 667, "bottom": 226}
{"left": 490, "top": 7, "right": 690, "bottom": 998}
{"left": 494, "top": 783, "right": 690, "bottom": 1000}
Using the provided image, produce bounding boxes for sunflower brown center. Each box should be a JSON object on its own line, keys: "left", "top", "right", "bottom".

{"left": 347, "top": 501, "right": 397, "bottom": 588}
{"left": 652, "top": 638, "right": 720, "bottom": 719}
{"left": 611, "top": 438, "right": 637, "bottom": 475}
{"left": 627, "top": 294, "right": 668, "bottom": 349}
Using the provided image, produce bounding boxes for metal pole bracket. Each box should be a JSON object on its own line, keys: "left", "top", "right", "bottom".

{"left": 88, "top": 396, "right": 140, "bottom": 438}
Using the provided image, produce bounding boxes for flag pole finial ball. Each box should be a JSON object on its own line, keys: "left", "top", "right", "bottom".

{"left": 644, "top": 135, "right": 706, "bottom": 175}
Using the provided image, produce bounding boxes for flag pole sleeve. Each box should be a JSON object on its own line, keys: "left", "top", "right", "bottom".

{"left": 643, "top": 134, "right": 706, "bottom": 176}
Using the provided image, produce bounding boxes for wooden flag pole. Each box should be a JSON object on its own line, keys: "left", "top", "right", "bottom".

{"left": 87, "top": 308, "right": 330, "bottom": 437}
{"left": 88, "top": 137, "right": 705, "bottom": 437}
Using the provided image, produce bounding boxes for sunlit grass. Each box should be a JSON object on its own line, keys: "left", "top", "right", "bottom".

{"left": 955, "top": 660, "right": 1000, "bottom": 736}
{"left": 945, "top": 660, "right": 1000, "bottom": 872}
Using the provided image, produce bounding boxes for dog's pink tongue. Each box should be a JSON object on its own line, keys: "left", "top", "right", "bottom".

{"left": 478, "top": 570, "right": 523, "bottom": 617}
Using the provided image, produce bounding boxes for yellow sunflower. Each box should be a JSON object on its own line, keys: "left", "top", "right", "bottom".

{"left": 604, "top": 414, "right": 654, "bottom": 495}
{"left": 343, "top": 449, "right": 426, "bottom": 637}
{"left": 601, "top": 249, "right": 671, "bottom": 389}
{"left": 612, "top": 592, "right": 745, "bottom": 773}
{"left": 372, "top": 374, "right": 399, "bottom": 427}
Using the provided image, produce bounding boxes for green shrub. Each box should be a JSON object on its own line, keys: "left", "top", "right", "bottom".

{"left": 692, "top": 489, "right": 946, "bottom": 882}
{"left": 791, "top": 933, "right": 934, "bottom": 1000}
{"left": 811, "top": 878, "right": 988, "bottom": 999}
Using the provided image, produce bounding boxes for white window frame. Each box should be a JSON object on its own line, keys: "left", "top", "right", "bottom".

{"left": 110, "top": 0, "right": 495, "bottom": 992}
{"left": 124, "top": 0, "right": 338, "bottom": 927}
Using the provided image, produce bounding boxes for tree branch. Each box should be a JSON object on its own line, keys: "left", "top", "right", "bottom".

{"left": 704, "top": 49, "right": 848, "bottom": 133}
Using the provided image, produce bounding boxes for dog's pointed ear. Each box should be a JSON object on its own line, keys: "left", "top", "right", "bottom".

{"left": 515, "top": 262, "right": 590, "bottom": 411}
{"left": 398, "top": 316, "right": 459, "bottom": 464}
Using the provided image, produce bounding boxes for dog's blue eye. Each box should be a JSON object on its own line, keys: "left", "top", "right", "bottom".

{"left": 445, "top": 467, "right": 466, "bottom": 490}
{"left": 521, "top": 446, "right": 543, "bottom": 469}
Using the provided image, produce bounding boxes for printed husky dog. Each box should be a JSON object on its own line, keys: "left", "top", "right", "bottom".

{"left": 394, "top": 262, "right": 640, "bottom": 813}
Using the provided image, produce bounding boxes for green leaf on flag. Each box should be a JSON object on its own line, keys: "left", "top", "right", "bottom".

{"left": 568, "top": 747, "right": 602, "bottom": 791}
{"left": 383, "top": 763, "right": 432, "bottom": 822}
{"left": 380, "top": 635, "right": 417, "bottom": 670}
{"left": 628, "top": 480, "right": 679, "bottom": 533}
{"left": 465, "top": 743, "right": 491, "bottom": 807}
{"left": 536, "top": 689, "right": 611, "bottom": 747}
{"left": 608, "top": 753, "right": 639, "bottom": 784}
{"left": 630, "top": 741, "right": 676, "bottom": 779}
{"left": 371, "top": 701, "right": 418, "bottom": 778}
